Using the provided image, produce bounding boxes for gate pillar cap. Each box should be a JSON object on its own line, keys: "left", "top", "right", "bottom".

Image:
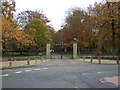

{"left": 73, "top": 38, "right": 77, "bottom": 43}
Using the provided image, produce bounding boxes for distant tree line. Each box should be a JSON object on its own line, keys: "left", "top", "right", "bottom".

{"left": 1, "top": 0, "right": 55, "bottom": 53}
{"left": 1, "top": 0, "right": 119, "bottom": 56}
{"left": 55, "top": 1, "right": 119, "bottom": 55}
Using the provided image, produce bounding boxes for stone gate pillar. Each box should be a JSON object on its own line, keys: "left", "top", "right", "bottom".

{"left": 46, "top": 43, "right": 51, "bottom": 59}
{"left": 73, "top": 38, "right": 77, "bottom": 59}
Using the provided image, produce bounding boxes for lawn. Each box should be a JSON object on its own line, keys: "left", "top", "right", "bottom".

{"left": 64, "top": 54, "right": 73, "bottom": 59}
{"left": 2, "top": 54, "right": 46, "bottom": 59}
{"left": 63, "top": 54, "right": 118, "bottom": 59}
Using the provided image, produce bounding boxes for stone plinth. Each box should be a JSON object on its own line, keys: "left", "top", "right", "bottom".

{"left": 73, "top": 43, "right": 77, "bottom": 59}
{"left": 46, "top": 43, "right": 51, "bottom": 59}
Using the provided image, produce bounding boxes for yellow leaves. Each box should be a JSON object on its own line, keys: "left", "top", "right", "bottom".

{"left": 92, "top": 2, "right": 118, "bottom": 21}
{"left": 15, "top": 31, "right": 34, "bottom": 48}
{"left": 2, "top": 18, "right": 35, "bottom": 49}
{"left": 81, "top": 42, "right": 89, "bottom": 48}
{"left": 29, "top": 28, "right": 36, "bottom": 35}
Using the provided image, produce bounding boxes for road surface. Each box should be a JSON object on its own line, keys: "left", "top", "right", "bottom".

{"left": 1, "top": 57, "right": 119, "bottom": 88}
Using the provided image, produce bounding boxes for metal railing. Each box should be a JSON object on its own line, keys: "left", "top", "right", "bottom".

{"left": 2, "top": 49, "right": 46, "bottom": 61}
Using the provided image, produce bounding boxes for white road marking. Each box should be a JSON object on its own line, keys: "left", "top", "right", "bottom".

{"left": 34, "top": 68, "right": 41, "bottom": 71}
{"left": 97, "top": 72, "right": 102, "bottom": 74}
{"left": 1, "top": 74, "right": 9, "bottom": 77}
{"left": 82, "top": 74, "right": 85, "bottom": 75}
{"left": 82, "top": 73, "right": 89, "bottom": 75}
{"left": 82, "top": 72, "right": 103, "bottom": 76}
{"left": 43, "top": 68, "right": 48, "bottom": 70}
{"left": 15, "top": 71, "right": 22, "bottom": 74}
{"left": 75, "top": 87, "right": 78, "bottom": 89}
{"left": 25, "top": 69, "right": 31, "bottom": 72}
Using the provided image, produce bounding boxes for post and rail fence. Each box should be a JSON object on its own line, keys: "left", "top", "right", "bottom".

{"left": 1, "top": 42, "right": 120, "bottom": 69}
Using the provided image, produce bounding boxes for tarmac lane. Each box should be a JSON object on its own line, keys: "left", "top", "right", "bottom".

{"left": 2, "top": 58, "right": 119, "bottom": 88}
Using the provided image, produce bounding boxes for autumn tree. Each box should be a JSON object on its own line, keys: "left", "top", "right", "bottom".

{"left": 24, "top": 18, "right": 52, "bottom": 50}
{"left": 16, "top": 10, "right": 50, "bottom": 29}
{"left": 2, "top": 17, "right": 34, "bottom": 51}
{"left": 1, "top": 0, "right": 34, "bottom": 51}
{"left": 1, "top": 0, "right": 16, "bottom": 50}
{"left": 59, "top": 1, "right": 119, "bottom": 55}
{"left": 47, "top": 25, "right": 56, "bottom": 46}
{"left": 61, "top": 7, "right": 92, "bottom": 49}
{"left": 88, "top": 1, "right": 119, "bottom": 54}
{"left": 1, "top": 0, "right": 16, "bottom": 21}
{"left": 0, "top": 16, "right": 2, "bottom": 51}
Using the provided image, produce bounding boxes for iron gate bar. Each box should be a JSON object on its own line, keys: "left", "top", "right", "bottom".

{"left": 54, "top": 41, "right": 68, "bottom": 59}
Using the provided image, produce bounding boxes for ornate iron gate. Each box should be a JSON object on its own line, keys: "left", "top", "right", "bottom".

{"left": 51, "top": 41, "right": 73, "bottom": 59}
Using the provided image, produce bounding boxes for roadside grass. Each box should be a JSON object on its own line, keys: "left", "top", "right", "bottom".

{"left": 78, "top": 54, "right": 117, "bottom": 57}
{"left": 2, "top": 54, "right": 46, "bottom": 59}
{"left": 63, "top": 54, "right": 73, "bottom": 59}
{"left": 78, "top": 60, "right": 100, "bottom": 64}
{"left": 77, "top": 59, "right": 118, "bottom": 64}
{"left": 63, "top": 54, "right": 117, "bottom": 59}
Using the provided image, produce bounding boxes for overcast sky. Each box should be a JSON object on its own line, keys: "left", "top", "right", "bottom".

{"left": 15, "top": 0, "right": 103, "bottom": 31}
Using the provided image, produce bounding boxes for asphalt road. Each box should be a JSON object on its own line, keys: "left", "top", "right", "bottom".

{"left": 1, "top": 57, "right": 119, "bottom": 88}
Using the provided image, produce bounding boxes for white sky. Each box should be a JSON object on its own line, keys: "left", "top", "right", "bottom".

{"left": 15, "top": 0, "right": 103, "bottom": 31}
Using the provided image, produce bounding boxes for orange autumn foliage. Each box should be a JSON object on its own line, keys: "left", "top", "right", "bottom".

{"left": 2, "top": 17, "right": 34, "bottom": 50}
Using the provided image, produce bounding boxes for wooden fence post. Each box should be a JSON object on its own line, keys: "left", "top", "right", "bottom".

{"left": 117, "top": 58, "right": 119, "bottom": 64}
{"left": 91, "top": 56, "right": 93, "bottom": 63}
{"left": 27, "top": 60, "right": 30, "bottom": 65}
{"left": 83, "top": 57, "right": 85, "bottom": 61}
{"left": 34, "top": 59, "right": 37, "bottom": 64}
{"left": 99, "top": 57, "right": 101, "bottom": 64}
{"left": 9, "top": 62, "right": 12, "bottom": 67}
